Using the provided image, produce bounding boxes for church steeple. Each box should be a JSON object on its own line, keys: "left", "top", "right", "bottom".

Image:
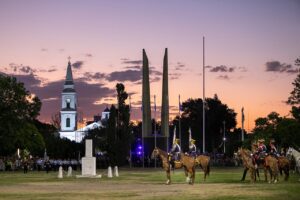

{"left": 60, "top": 58, "right": 77, "bottom": 138}
{"left": 65, "top": 57, "right": 74, "bottom": 85}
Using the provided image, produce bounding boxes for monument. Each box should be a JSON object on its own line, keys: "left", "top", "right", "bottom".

{"left": 77, "top": 139, "right": 101, "bottom": 178}
{"left": 58, "top": 166, "right": 63, "bottom": 179}
{"left": 161, "top": 48, "right": 169, "bottom": 151}
{"left": 142, "top": 49, "right": 152, "bottom": 137}
{"left": 161, "top": 48, "right": 169, "bottom": 148}
{"left": 142, "top": 49, "right": 169, "bottom": 156}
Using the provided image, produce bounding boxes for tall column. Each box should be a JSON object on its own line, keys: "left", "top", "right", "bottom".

{"left": 161, "top": 48, "right": 169, "bottom": 150}
{"left": 142, "top": 49, "right": 152, "bottom": 137}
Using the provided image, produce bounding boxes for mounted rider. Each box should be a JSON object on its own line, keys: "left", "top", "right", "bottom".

{"left": 257, "top": 139, "right": 267, "bottom": 155}
{"left": 188, "top": 127, "right": 197, "bottom": 157}
{"left": 189, "top": 139, "right": 197, "bottom": 158}
{"left": 253, "top": 139, "right": 267, "bottom": 168}
{"left": 269, "top": 139, "right": 278, "bottom": 158}
{"left": 170, "top": 138, "right": 181, "bottom": 161}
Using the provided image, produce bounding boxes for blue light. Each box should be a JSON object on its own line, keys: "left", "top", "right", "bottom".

{"left": 138, "top": 145, "right": 142, "bottom": 150}
{"left": 137, "top": 151, "right": 141, "bottom": 155}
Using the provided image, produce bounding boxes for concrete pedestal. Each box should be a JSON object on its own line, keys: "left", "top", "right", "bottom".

{"left": 81, "top": 157, "right": 96, "bottom": 176}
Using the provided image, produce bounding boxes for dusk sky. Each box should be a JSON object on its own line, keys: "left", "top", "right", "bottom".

{"left": 0, "top": 0, "right": 299, "bottom": 131}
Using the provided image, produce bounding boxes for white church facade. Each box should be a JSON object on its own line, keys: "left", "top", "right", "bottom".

{"left": 59, "top": 60, "right": 109, "bottom": 142}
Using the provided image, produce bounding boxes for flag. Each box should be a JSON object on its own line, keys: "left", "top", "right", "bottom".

{"left": 241, "top": 107, "right": 245, "bottom": 123}
{"left": 154, "top": 95, "right": 156, "bottom": 111}
{"left": 173, "top": 126, "right": 176, "bottom": 144}
{"left": 188, "top": 127, "right": 192, "bottom": 142}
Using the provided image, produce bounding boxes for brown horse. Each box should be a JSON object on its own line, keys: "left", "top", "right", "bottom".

{"left": 151, "top": 147, "right": 196, "bottom": 185}
{"left": 180, "top": 153, "right": 196, "bottom": 184}
{"left": 251, "top": 144, "right": 279, "bottom": 183}
{"left": 264, "top": 155, "right": 279, "bottom": 183}
{"left": 277, "top": 156, "right": 290, "bottom": 181}
{"left": 237, "top": 147, "right": 256, "bottom": 182}
{"left": 195, "top": 155, "right": 210, "bottom": 181}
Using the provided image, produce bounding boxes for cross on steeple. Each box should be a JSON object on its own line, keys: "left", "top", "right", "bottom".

{"left": 68, "top": 56, "right": 71, "bottom": 62}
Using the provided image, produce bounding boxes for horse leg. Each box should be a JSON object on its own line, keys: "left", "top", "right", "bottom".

{"left": 203, "top": 166, "right": 207, "bottom": 181}
{"left": 166, "top": 169, "right": 171, "bottom": 185}
{"left": 184, "top": 167, "right": 190, "bottom": 183}
{"left": 191, "top": 168, "right": 195, "bottom": 185}
{"left": 267, "top": 167, "right": 272, "bottom": 183}
{"left": 188, "top": 168, "right": 195, "bottom": 185}
{"left": 284, "top": 166, "right": 289, "bottom": 181}
{"left": 256, "top": 168, "right": 260, "bottom": 181}
{"left": 241, "top": 168, "right": 248, "bottom": 181}
{"left": 264, "top": 167, "right": 268, "bottom": 182}
{"left": 250, "top": 168, "right": 255, "bottom": 183}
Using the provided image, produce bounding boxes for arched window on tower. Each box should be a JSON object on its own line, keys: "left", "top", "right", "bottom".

{"left": 66, "top": 98, "right": 71, "bottom": 109}
{"left": 66, "top": 118, "right": 70, "bottom": 127}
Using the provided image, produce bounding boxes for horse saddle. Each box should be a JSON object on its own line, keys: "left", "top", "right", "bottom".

{"left": 174, "top": 160, "right": 181, "bottom": 164}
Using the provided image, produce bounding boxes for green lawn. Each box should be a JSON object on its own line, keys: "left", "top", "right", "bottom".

{"left": 0, "top": 167, "right": 299, "bottom": 200}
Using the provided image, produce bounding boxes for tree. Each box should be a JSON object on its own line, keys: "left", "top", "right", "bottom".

{"left": 114, "top": 83, "right": 132, "bottom": 165}
{"left": 250, "top": 112, "right": 300, "bottom": 149}
{"left": 251, "top": 112, "right": 282, "bottom": 143}
{"left": 87, "top": 83, "right": 132, "bottom": 166}
{"left": 0, "top": 74, "right": 44, "bottom": 155}
{"left": 175, "top": 94, "right": 237, "bottom": 153}
{"left": 287, "top": 57, "right": 300, "bottom": 120}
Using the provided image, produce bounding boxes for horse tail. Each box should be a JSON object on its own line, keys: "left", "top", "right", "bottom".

{"left": 207, "top": 161, "right": 210, "bottom": 176}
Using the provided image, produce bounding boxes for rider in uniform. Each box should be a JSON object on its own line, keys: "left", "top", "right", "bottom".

{"left": 254, "top": 139, "right": 267, "bottom": 168}
{"left": 257, "top": 139, "right": 267, "bottom": 155}
{"left": 170, "top": 138, "right": 181, "bottom": 162}
{"left": 189, "top": 139, "right": 197, "bottom": 158}
{"left": 269, "top": 139, "right": 278, "bottom": 158}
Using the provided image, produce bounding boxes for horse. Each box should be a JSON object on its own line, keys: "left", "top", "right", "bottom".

{"left": 195, "top": 155, "right": 210, "bottom": 181}
{"left": 151, "top": 147, "right": 196, "bottom": 185}
{"left": 236, "top": 147, "right": 256, "bottom": 183}
{"left": 277, "top": 156, "right": 290, "bottom": 181}
{"left": 287, "top": 147, "right": 300, "bottom": 174}
{"left": 180, "top": 153, "right": 196, "bottom": 184}
{"left": 252, "top": 144, "right": 280, "bottom": 183}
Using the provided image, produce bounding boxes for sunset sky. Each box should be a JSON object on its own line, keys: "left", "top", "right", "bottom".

{"left": 0, "top": 0, "right": 299, "bottom": 131}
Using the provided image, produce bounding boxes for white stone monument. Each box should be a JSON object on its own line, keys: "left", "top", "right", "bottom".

{"left": 58, "top": 166, "right": 63, "bottom": 179}
{"left": 76, "top": 139, "right": 103, "bottom": 178}
{"left": 67, "top": 166, "right": 72, "bottom": 177}
{"left": 81, "top": 139, "right": 96, "bottom": 176}
{"left": 107, "top": 166, "right": 113, "bottom": 178}
{"left": 114, "top": 166, "right": 119, "bottom": 177}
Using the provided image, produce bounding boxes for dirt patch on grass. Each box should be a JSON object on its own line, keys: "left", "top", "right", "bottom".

{"left": 0, "top": 181, "right": 271, "bottom": 200}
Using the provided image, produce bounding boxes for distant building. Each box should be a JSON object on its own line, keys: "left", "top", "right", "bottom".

{"left": 76, "top": 108, "right": 110, "bottom": 142}
{"left": 93, "top": 106, "right": 110, "bottom": 122}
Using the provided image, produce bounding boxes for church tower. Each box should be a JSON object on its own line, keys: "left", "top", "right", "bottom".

{"left": 60, "top": 59, "right": 77, "bottom": 139}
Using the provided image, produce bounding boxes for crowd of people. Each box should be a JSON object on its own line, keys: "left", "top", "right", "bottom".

{"left": 0, "top": 157, "right": 81, "bottom": 173}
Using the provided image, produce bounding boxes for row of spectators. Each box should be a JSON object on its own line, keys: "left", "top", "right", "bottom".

{"left": 0, "top": 157, "right": 81, "bottom": 172}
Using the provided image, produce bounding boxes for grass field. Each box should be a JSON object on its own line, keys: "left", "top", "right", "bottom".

{"left": 0, "top": 167, "right": 299, "bottom": 200}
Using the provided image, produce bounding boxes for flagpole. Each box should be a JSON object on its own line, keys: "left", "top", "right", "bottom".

{"left": 178, "top": 94, "right": 182, "bottom": 146}
{"left": 129, "top": 95, "right": 132, "bottom": 168}
{"left": 241, "top": 107, "right": 244, "bottom": 142}
{"left": 154, "top": 95, "right": 157, "bottom": 168}
{"left": 141, "top": 98, "right": 144, "bottom": 168}
{"left": 202, "top": 36, "right": 206, "bottom": 153}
